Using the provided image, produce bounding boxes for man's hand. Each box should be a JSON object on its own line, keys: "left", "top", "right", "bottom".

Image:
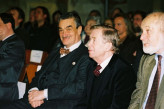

{"left": 29, "top": 100, "right": 44, "bottom": 108}
{"left": 28, "top": 90, "right": 45, "bottom": 102}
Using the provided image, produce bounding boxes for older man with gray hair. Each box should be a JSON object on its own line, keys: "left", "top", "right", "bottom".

{"left": 129, "top": 12, "right": 164, "bottom": 109}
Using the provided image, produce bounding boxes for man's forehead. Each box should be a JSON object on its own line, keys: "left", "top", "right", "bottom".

{"left": 59, "top": 18, "right": 75, "bottom": 27}
{"left": 91, "top": 29, "right": 102, "bottom": 37}
{"left": 141, "top": 18, "right": 156, "bottom": 29}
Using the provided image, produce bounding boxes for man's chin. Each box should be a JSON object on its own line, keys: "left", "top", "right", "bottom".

{"left": 143, "top": 48, "right": 156, "bottom": 55}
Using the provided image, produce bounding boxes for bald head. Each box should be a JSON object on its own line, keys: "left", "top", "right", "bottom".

{"left": 141, "top": 12, "right": 164, "bottom": 33}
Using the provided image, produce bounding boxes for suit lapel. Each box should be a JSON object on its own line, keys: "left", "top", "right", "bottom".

{"left": 140, "top": 55, "right": 156, "bottom": 107}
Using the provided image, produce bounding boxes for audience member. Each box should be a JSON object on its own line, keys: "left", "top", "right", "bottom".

{"left": 114, "top": 14, "right": 142, "bottom": 73}
{"left": 132, "top": 10, "right": 146, "bottom": 37}
{"left": 128, "top": 12, "right": 164, "bottom": 109}
{"left": 87, "top": 25, "right": 136, "bottom": 109}
{"left": 104, "top": 18, "right": 113, "bottom": 27}
{"left": 24, "top": 8, "right": 36, "bottom": 37}
{"left": 111, "top": 8, "right": 124, "bottom": 19}
{"left": 1, "top": 11, "right": 90, "bottom": 109}
{"left": 82, "top": 16, "right": 101, "bottom": 45}
{"left": 89, "top": 9, "right": 101, "bottom": 18}
{"left": 28, "top": 6, "right": 53, "bottom": 52}
{"left": 0, "top": 13, "right": 25, "bottom": 104}
{"left": 8, "top": 7, "right": 30, "bottom": 49}
{"left": 51, "top": 10, "right": 63, "bottom": 49}
{"left": 88, "top": 9, "right": 102, "bottom": 24}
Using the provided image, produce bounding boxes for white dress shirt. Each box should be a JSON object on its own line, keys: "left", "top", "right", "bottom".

{"left": 143, "top": 52, "right": 164, "bottom": 109}
{"left": 98, "top": 55, "right": 113, "bottom": 73}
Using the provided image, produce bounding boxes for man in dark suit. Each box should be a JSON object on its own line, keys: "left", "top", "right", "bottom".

{"left": 8, "top": 7, "right": 30, "bottom": 49}
{"left": 0, "top": 13, "right": 25, "bottom": 103}
{"left": 2, "top": 11, "right": 90, "bottom": 109}
{"left": 87, "top": 25, "right": 136, "bottom": 109}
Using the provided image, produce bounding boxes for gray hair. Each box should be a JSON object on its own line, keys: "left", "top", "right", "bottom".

{"left": 86, "top": 16, "right": 101, "bottom": 25}
{"left": 91, "top": 25, "right": 120, "bottom": 54}
{"left": 141, "top": 12, "right": 164, "bottom": 33}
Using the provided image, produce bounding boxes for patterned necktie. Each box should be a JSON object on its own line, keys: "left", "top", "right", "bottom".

{"left": 93, "top": 65, "right": 102, "bottom": 77}
{"left": 145, "top": 55, "right": 162, "bottom": 109}
{"left": 60, "top": 48, "right": 70, "bottom": 55}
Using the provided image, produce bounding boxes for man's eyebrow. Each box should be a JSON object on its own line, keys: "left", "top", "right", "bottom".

{"left": 66, "top": 25, "right": 73, "bottom": 28}
{"left": 59, "top": 25, "right": 73, "bottom": 30}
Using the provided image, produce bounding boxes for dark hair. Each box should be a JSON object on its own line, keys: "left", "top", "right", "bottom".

{"left": 59, "top": 11, "right": 82, "bottom": 28}
{"left": 8, "top": 7, "right": 25, "bottom": 27}
{"left": 91, "top": 25, "right": 119, "bottom": 54}
{"left": 89, "top": 9, "right": 101, "bottom": 17}
{"left": 0, "top": 13, "right": 15, "bottom": 30}
{"left": 114, "top": 13, "right": 134, "bottom": 36}
{"left": 52, "top": 10, "right": 62, "bottom": 24}
{"left": 111, "top": 8, "right": 124, "bottom": 18}
{"left": 133, "top": 10, "right": 147, "bottom": 20}
{"left": 36, "top": 6, "right": 50, "bottom": 25}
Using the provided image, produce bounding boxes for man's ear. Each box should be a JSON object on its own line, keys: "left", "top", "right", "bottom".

{"left": 77, "top": 26, "right": 82, "bottom": 35}
{"left": 18, "top": 18, "right": 23, "bottom": 24}
{"left": 105, "top": 42, "right": 113, "bottom": 51}
{"left": 6, "top": 22, "right": 12, "bottom": 29}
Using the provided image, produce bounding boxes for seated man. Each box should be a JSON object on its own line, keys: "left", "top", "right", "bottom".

{"left": 1, "top": 11, "right": 90, "bottom": 109}
{"left": 87, "top": 25, "right": 136, "bottom": 109}
{"left": 0, "top": 13, "right": 25, "bottom": 104}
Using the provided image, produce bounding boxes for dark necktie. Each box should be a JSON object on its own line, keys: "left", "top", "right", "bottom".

{"left": 145, "top": 55, "right": 162, "bottom": 109}
{"left": 60, "top": 48, "right": 70, "bottom": 55}
{"left": 93, "top": 65, "right": 102, "bottom": 77}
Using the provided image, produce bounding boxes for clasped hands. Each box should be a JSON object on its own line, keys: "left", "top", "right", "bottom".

{"left": 28, "top": 90, "right": 45, "bottom": 108}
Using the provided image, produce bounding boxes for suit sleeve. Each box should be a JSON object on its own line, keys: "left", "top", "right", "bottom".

{"left": 47, "top": 55, "right": 90, "bottom": 100}
{"left": 0, "top": 41, "right": 24, "bottom": 68}
{"left": 0, "top": 40, "right": 25, "bottom": 82}
{"left": 128, "top": 56, "right": 146, "bottom": 109}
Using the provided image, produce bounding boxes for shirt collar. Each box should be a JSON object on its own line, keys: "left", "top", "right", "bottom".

{"left": 2, "top": 33, "right": 15, "bottom": 41}
{"left": 64, "top": 40, "right": 82, "bottom": 52}
{"left": 99, "top": 54, "right": 113, "bottom": 73}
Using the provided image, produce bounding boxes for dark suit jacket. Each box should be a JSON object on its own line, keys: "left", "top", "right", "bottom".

{"left": 87, "top": 54, "right": 136, "bottom": 109}
{"left": 26, "top": 43, "right": 90, "bottom": 109}
{"left": 0, "top": 34, "right": 25, "bottom": 102}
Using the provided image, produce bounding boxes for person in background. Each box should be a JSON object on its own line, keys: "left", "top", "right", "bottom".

{"left": 114, "top": 14, "right": 142, "bottom": 73}
{"left": 1, "top": 11, "right": 90, "bottom": 109}
{"left": 24, "top": 8, "right": 36, "bottom": 39}
{"left": 0, "top": 13, "right": 25, "bottom": 104}
{"left": 89, "top": 9, "right": 101, "bottom": 18}
{"left": 28, "top": 6, "right": 53, "bottom": 53}
{"left": 87, "top": 25, "right": 136, "bottom": 109}
{"left": 104, "top": 18, "right": 113, "bottom": 27}
{"left": 132, "top": 10, "right": 146, "bottom": 37}
{"left": 8, "top": 7, "right": 29, "bottom": 49}
{"left": 111, "top": 8, "right": 124, "bottom": 19}
{"left": 82, "top": 16, "right": 101, "bottom": 46}
{"left": 51, "top": 10, "right": 63, "bottom": 49}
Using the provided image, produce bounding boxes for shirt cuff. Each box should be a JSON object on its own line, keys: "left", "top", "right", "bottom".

{"left": 44, "top": 89, "right": 48, "bottom": 100}
{"left": 28, "top": 87, "right": 39, "bottom": 93}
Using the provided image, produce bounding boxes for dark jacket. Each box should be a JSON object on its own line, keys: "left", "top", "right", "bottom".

{"left": 87, "top": 55, "right": 136, "bottom": 109}
{"left": 0, "top": 34, "right": 25, "bottom": 102}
